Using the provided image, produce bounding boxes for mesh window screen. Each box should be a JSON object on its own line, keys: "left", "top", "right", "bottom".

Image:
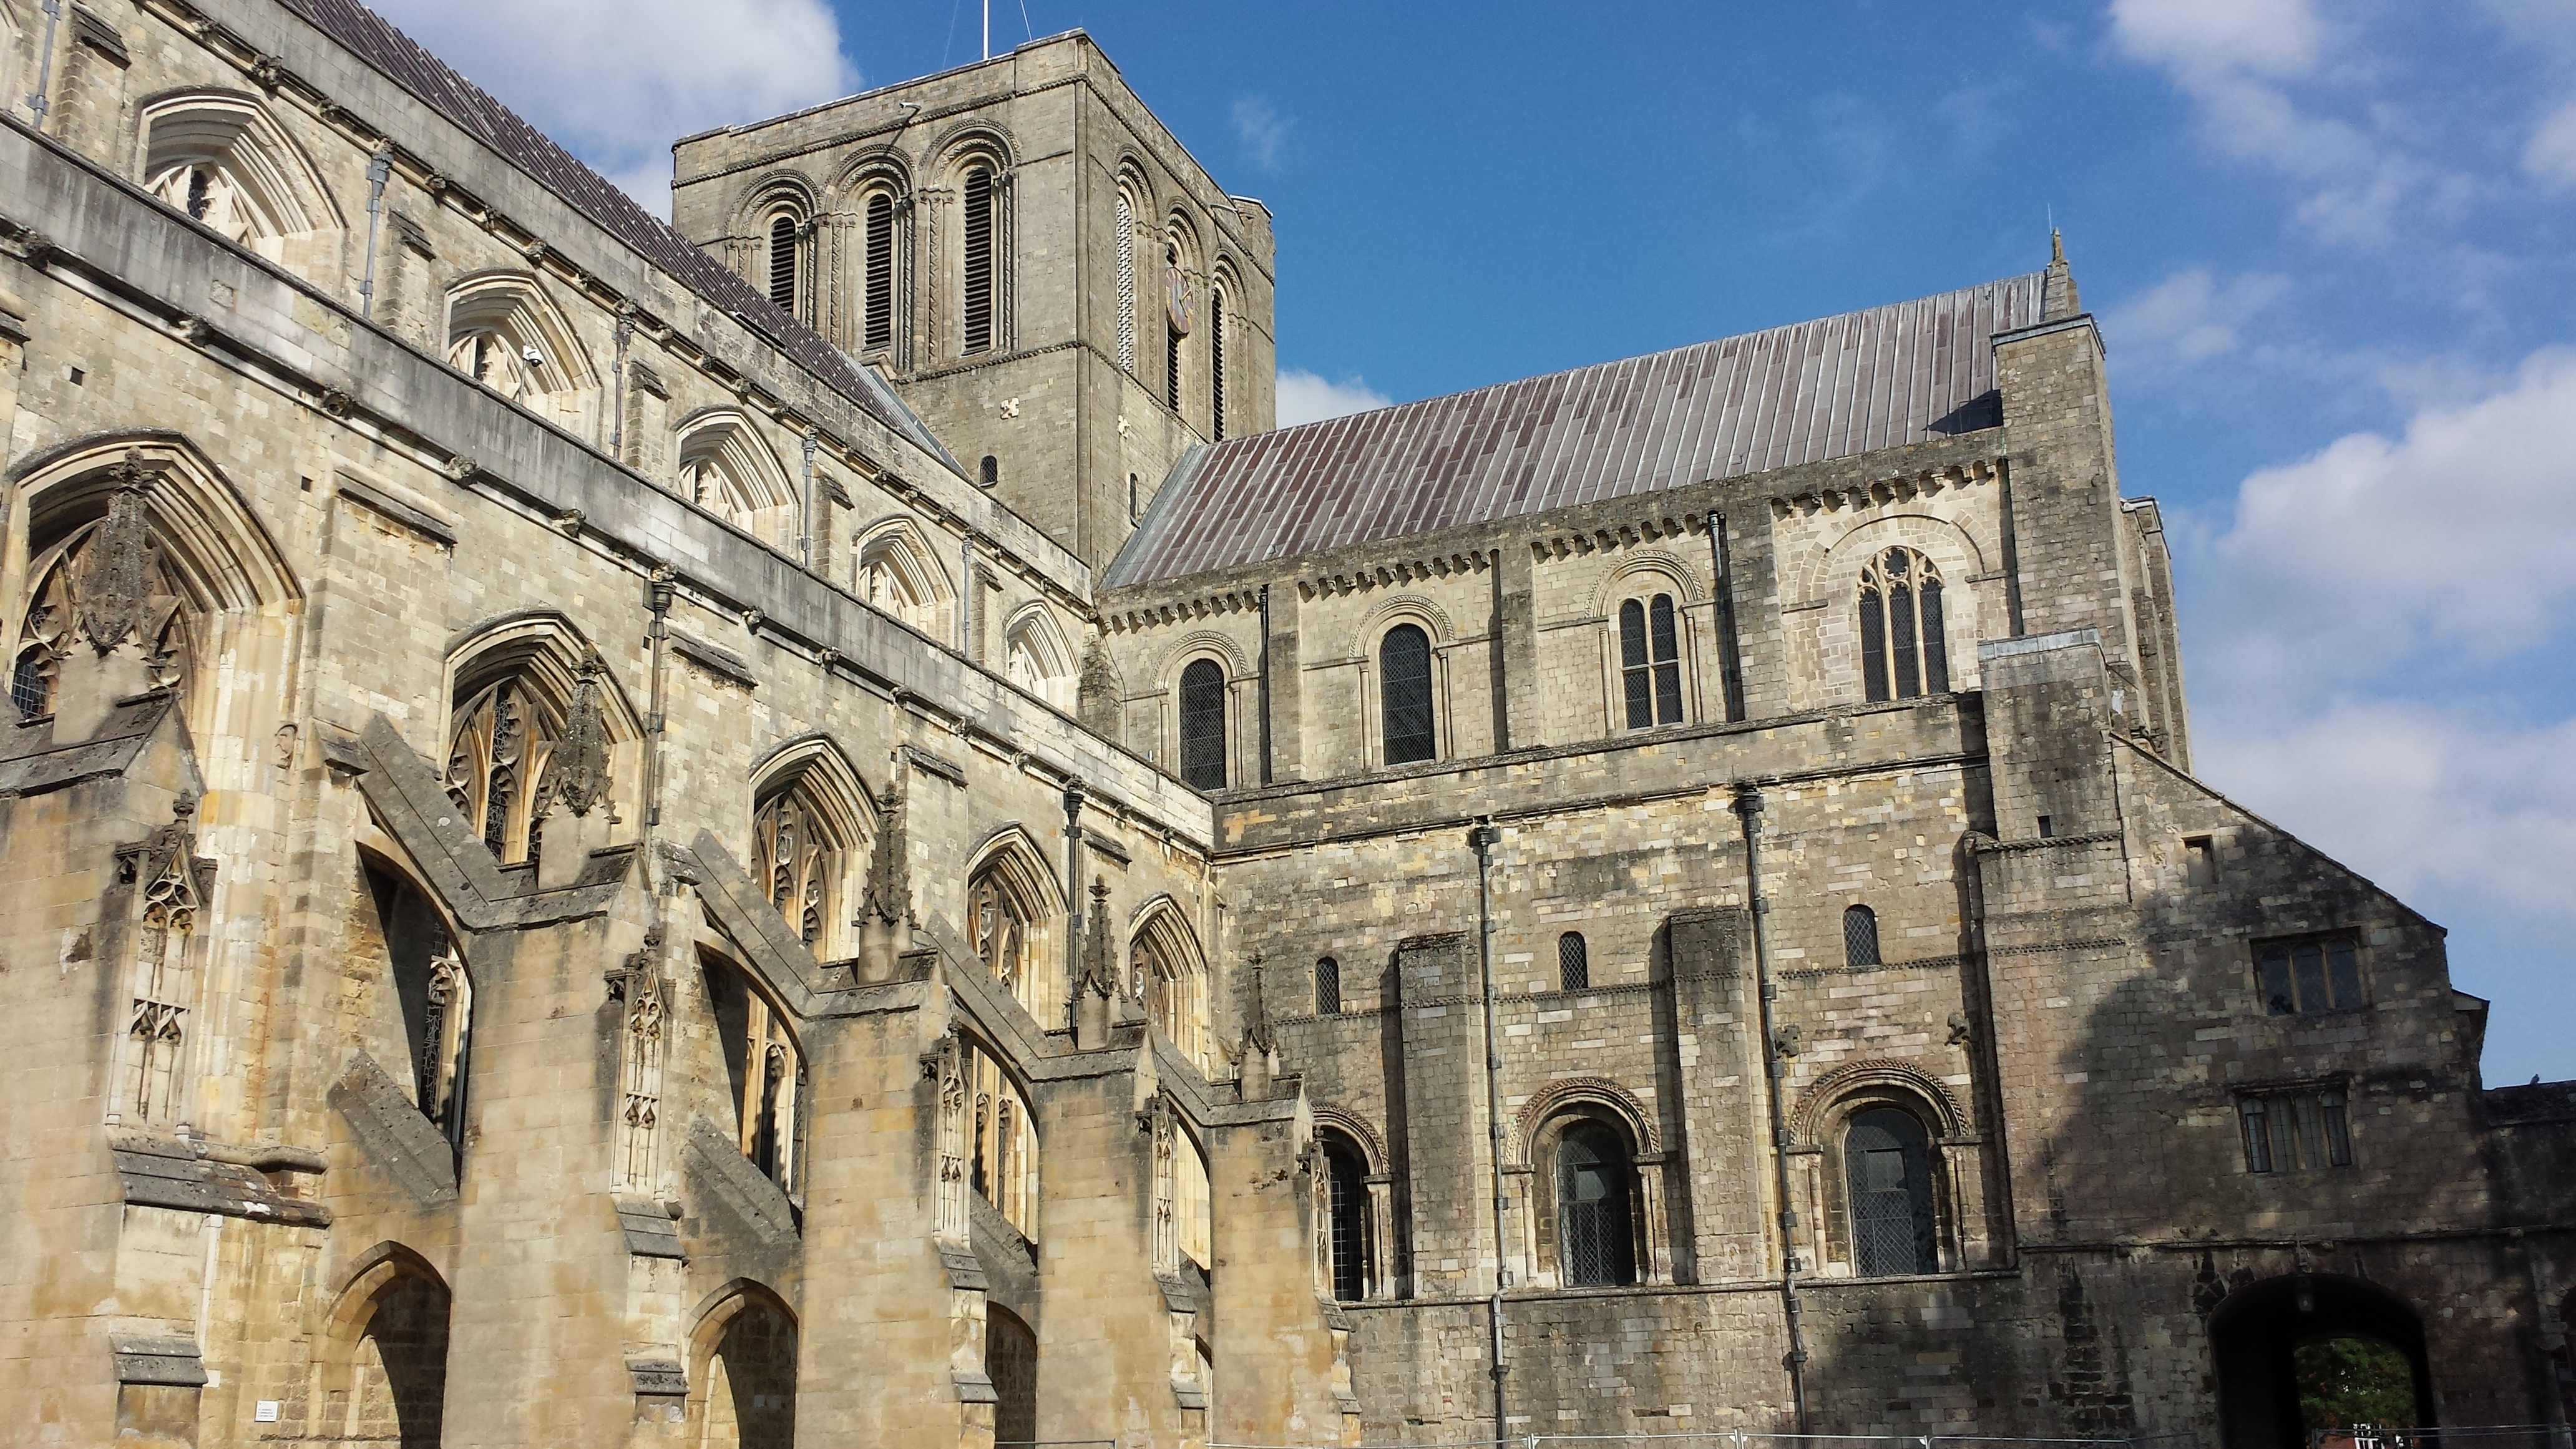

{"left": 1845, "top": 1108, "right": 1934, "bottom": 1276}
{"left": 1327, "top": 1144, "right": 1368, "bottom": 1301}
{"left": 1380, "top": 625, "right": 1435, "bottom": 764}
{"left": 1555, "top": 1123, "right": 1636, "bottom": 1287}
{"left": 1314, "top": 957, "right": 1340, "bottom": 1016}
{"left": 1178, "top": 659, "right": 1226, "bottom": 789}
{"left": 1843, "top": 905, "right": 1881, "bottom": 968}
{"left": 1558, "top": 932, "right": 1589, "bottom": 992}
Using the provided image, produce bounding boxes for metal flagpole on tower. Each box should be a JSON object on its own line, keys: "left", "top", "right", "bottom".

{"left": 983, "top": 0, "right": 990, "bottom": 59}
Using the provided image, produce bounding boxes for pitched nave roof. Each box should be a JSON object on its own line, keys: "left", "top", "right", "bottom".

{"left": 1104, "top": 272, "right": 2047, "bottom": 588}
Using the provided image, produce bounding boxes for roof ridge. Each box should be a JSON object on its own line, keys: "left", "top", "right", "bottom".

{"left": 1244, "top": 271, "right": 2049, "bottom": 451}
{"left": 273, "top": 0, "right": 959, "bottom": 471}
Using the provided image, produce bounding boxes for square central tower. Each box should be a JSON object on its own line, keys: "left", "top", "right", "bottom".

{"left": 673, "top": 32, "right": 1277, "bottom": 572}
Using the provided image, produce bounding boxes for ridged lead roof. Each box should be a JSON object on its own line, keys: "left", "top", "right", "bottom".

{"left": 277, "top": 0, "right": 955, "bottom": 469}
{"left": 1104, "top": 272, "right": 2046, "bottom": 588}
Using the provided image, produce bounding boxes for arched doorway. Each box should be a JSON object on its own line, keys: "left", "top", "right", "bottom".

{"left": 692, "top": 1286, "right": 798, "bottom": 1448}
{"left": 2209, "top": 1273, "right": 2433, "bottom": 1449}
{"left": 988, "top": 1304, "right": 1037, "bottom": 1446}
{"left": 320, "top": 1247, "right": 451, "bottom": 1448}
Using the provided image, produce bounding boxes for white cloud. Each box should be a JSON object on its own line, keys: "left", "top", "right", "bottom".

{"left": 1276, "top": 369, "right": 1391, "bottom": 427}
{"left": 371, "top": 0, "right": 859, "bottom": 218}
{"left": 2104, "top": 268, "right": 2288, "bottom": 364}
{"left": 2195, "top": 700, "right": 2576, "bottom": 922}
{"left": 1233, "top": 99, "right": 1290, "bottom": 171}
{"left": 2524, "top": 98, "right": 2576, "bottom": 190}
{"left": 2183, "top": 346, "right": 2576, "bottom": 933}
{"left": 2203, "top": 346, "right": 2576, "bottom": 674}
{"left": 2108, "top": 0, "right": 2321, "bottom": 80}
{"left": 2103, "top": 0, "right": 2425, "bottom": 242}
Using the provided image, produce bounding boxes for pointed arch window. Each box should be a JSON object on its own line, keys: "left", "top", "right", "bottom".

{"left": 706, "top": 958, "right": 801, "bottom": 1192}
{"left": 1859, "top": 547, "right": 1949, "bottom": 702}
{"left": 1556, "top": 1121, "right": 1637, "bottom": 1287}
{"left": 767, "top": 213, "right": 799, "bottom": 312}
{"left": 753, "top": 783, "right": 858, "bottom": 957}
{"left": 1619, "top": 593, "right": 1683, "bottom": 729}
{"left": 1845, "top": 1107, "right": 1936, "bottom": 1277}
{"left": 1379, "top": 623, "right": 1435, "bottom": 765}
{"left": 963, "top": 167, "right": 997, "bottom": 353}
{"left": 14, "top": 500, "right": 198, "bottom": 718}
{"left": 965, "top": 855, "right": 1058, "bottom": 1023}
{"left": 140, "top": 97, "right": 331, "bottom": 262}
{"left": 1843, "top": 905, "right": 1881, "bottom": 968}
{"left": 1178, "top": 658, "right": 1227, "bottom": 790}
{"left": 444, "top": 676, "right": 562, "bottom": 867}
{"left": 1133, "top": 916, "right": 1210, "bottom": 1066}
{"left": 864, "top": 192, "right": 897, "bottom": 352}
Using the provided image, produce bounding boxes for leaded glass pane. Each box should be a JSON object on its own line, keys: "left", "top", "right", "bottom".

{"left": 1178, "top": 659, "right": 1226, "bottom": 789}
{"left": 1558, "top": 932, "right": 1589, "bottom": 992}
{"left": 1314, "top": 957, "right": 1340, "bottom": 1017}
{"left": 1843, "top": 905, "right": 1881, "bottom": 968}
{"left": 1556, "top": 1124, "right": 1635, "bottom": 1287}
{"left": 1380, "top": 625, "right": 1435, "bottom": 765}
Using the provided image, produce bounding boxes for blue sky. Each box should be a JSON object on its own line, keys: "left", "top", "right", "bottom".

{"left": 380, "top": 0, "right": 2576, "bottom": 1083}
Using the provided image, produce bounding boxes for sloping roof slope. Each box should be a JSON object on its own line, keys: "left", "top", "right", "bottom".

{"left": 276, "top": 0, "right": 955, "bottom": 467}
{"left": 1105, "top": 273, "right": 2046, "bottom": 587}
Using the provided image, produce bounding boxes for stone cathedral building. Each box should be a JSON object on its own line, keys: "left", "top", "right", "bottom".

{"left": 0, "top": 1, "right": 2569, "bottom": 1447}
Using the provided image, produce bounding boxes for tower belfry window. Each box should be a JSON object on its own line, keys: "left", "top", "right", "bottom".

{"left": 864, "top": 193, "right": 895, "bottom": 351}
{"left": 1860, "top": 547, "right": 1949, "bottom": 702}
{"left": 964, "top": 168, "right": 996, "bottom": 353}
{"left": 1210, "top": 288, "right": 1227, "bottom": 441}
{"left": 767, "top": 215, "right": 798, "bottom": 312}
{"left": 1115, "top": 190, "right": 1138, "bottom": 373}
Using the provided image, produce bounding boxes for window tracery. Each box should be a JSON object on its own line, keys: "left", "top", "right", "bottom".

{"left": 444, "top": 676, "right": 561, "bottom": 867}
{"left": 139, "top": 96, "right": 331, "bottom": 264}
{"left": 1858, "top": 547, "right": 1949, "bottom": 702}
{"left": 445, "top": 277, "right": 592, "bottom": 423}
{"left": 966, "top": 846, "right": 1053, "bottom": 1022}
{"left": 13, "top": 480, "right": 199, "bottom": 718}
{"left": 753, "top": 784, "right": 855, "bottom": 955}
{"left": 1131, "top": 906, "right": 1211, "bottom": 1068}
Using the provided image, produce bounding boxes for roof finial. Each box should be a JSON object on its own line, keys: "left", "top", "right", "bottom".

{"left": 2051, "top": 227, "right": 2065, "bottom": 266}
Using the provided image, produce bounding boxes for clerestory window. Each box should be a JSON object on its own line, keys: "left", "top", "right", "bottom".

{"left": 1619, "top": 594, "right": 1683, "bottom": 729}
{"left": 1859, "top": 547, "right": 1949, "bottom": 702}
{"left": 1379, "top": 624, "right": 1435, "bottom": 765}
{"left": 1178, "top": 658, "right": 1226, "bottom": 790}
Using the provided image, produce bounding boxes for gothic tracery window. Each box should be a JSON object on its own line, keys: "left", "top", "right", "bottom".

{"left": 1858, "top": 547, "right": 1949, "bottom": 702}
{"left": 14, "top": 506, "right": 198, "bottom": 718}
{"left": 968, "top": 859, "right": 1051, "bottom": 1021}
{"left": 753, "top": 784, "right": 855, "bottom": 955}
{"left": 1132, "top": 911, "right": 1210, "bottom": 1068}
{"left": 444, "top": 676, "right": 562, "bottom": 867}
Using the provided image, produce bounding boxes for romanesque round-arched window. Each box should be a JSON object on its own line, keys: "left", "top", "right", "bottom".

{"left": 1556, "top": 1120, "right": 1637, "bottom": 1287}
{"left": 1845, "top": 1106, "right": 1936, "bottom": 1276}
